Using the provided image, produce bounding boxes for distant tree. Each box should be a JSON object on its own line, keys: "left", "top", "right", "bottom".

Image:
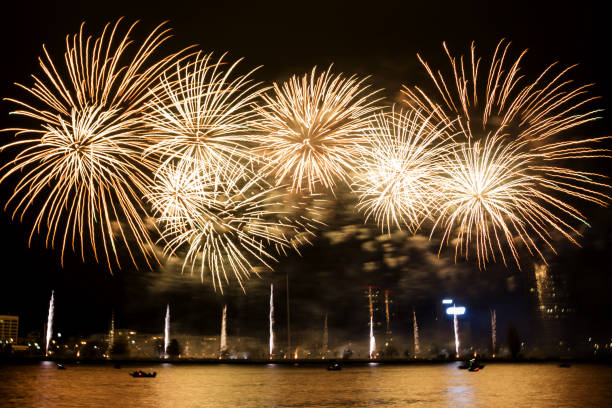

{"left": 167, "top": 339, "right": 181, "bottom": 358}
{"left": 507, "top": 324, "right": 521, "bottom": 359}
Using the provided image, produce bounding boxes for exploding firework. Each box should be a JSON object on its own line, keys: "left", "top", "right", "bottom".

{"left": 0, "top": 20, "right": 188, "bottom": 270}
{"left": 150, "top": 161, "right": 299, "bottom": 291}
{"left": 252, "top": 66, "right": 381, "bottom": 192}
{"left": 353, "top": 107, "right": 452, "bottom": 233}
{"left": 143, "top": 52, "right": 264, "bottom": 172}
{"left": 403, "top": 40, "right": 610, "bottom": 267}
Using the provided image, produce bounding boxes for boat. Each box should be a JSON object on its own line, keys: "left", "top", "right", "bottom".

{"left": 56, "top": 363, "right": 66, "bottom": 370}
{"left": 559, "top": 362, "right": 571, "bottom": 368}
{"left": 327, "top": 361, "right": 342, "bottom": 371}
{"left": 458, "top": 358, "right": 484, "bottom": 371}
{"left": 130, "top": 370, "right": 156, "bottom": 378}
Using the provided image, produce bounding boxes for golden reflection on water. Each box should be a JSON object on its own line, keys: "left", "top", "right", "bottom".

{"left": 1, "top": 362, "right": 611, "bottom": 407}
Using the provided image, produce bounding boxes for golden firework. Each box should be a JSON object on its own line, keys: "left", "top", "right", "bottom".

{"left": 143, "top": 52, "right": 264, "bottom": 172}
{"left": 253, "top": 66, "right": 382, "bottom": 192}
{"left": 0, "top": 19, "right": 188, "bottom": 270}
{"left": 353, "top": 107, "right": 452, "bottom": 233}
{"left": 151, "top": 160, "right": 308, "bottom": 291}
{"left": 403, "top": 41, "right": 610, "bottom": 267}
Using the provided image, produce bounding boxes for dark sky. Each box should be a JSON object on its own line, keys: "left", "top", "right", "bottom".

{"left": 0, "top": 0, "right": 610, "bottom": 349}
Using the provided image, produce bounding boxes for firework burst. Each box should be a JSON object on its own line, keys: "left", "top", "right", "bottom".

{"left": 1, "top": 20, "right": 188, "bottom": 269}
{"left": 353, "top": 107, "right": 452, "bottom": 233}
{"left": 403, "top": 40, "right": 610, "bottom": 267}
{"left": 252, "top": 66, "right": 381, "bottom": 192}
{"left": 150, "top": 160, "right": 306, "bottom": 291}
{"left": 143, "top": 52, "right": 264, "bottom": 172}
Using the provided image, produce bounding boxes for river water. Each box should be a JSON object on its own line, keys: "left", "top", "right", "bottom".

{"left": 1, "top": 362, "right": 611, "bottom": 407}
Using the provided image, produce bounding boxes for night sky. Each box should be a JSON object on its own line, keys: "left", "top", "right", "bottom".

{"left": 0, "top": 0, "right": 610, "bottom": 350}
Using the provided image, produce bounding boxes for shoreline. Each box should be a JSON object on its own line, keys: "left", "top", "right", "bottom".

{"left": 2, "top": 356, "right": 611, "bottom": 366}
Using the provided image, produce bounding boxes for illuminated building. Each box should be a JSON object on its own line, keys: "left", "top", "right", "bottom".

{"left": 0, "top": 315, "right": 18, "bottom": 344}
{"left": 531, "top": 264, "right": 575, "bottom": 355}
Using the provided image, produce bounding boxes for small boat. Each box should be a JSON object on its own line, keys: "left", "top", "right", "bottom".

{"left": 458, "top": 359, "right": 484, "bottom": 371}
{"left": 56, "top": 363, "right": 66, "bottom": 370}
{"left": 327, "top": 361, "right": 342, "bottom": 371}
{"left": 559, "top": 362, "right": 571, "bottom": 368}
{"left": 130, "top": 370, "right": 156, "bottom": 378}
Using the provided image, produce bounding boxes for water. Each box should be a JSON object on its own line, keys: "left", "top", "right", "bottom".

{"left": 1, "top": 362, "right": 611, "bottom": 407}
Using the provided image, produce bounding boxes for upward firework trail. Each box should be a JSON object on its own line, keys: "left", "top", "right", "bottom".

{"left": 412, "top": 307, "right": 420, "bottom": 357}
{"left": 45, "top": 290, "right": 54, "bottom": 357}
{"left": 269, "top": 284, "right": 274, "bottom": 359}
{"left": 322, "top": 314, "right": 328, "bottom": 357}
{"left": 0, "top": 20, "right": 189, "bottom": 270}
{"left": 453, "top": 306, "right": 460, "bottom": 358}
{"left": 164, "top": 304, "right": 170, "bottom": 359}
{"left": 369, "top": 315, "right": 376, "bottom": 359}
{"left": 384, "top": 290, "right": 391, "bottom": 336}
{"left": 490, "top": 309, "right": 497, "bottom": 357}
{"left": 108, "top": 309, "right": 115, "bottom": 357}
{"left": 220, "top": 305, "right": 228, "bottom": 355}
{"left": 368, "top": 286, "right": 376, "bottom": 359}
{"left": 252, "top": 66, "right": 381, "bottom": 192}
{"left": 403, "top": 40, "right": 611, "bottom": 268}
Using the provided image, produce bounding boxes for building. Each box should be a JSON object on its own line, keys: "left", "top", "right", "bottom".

{"left": 530, "top": 263, "right": 575, "bottom": 355}
{"left": 0, "top": 315, "right": 19, "bottom": 344}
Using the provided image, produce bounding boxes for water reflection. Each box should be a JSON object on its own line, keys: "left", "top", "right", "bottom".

{"left": 0, "top": 363, "right": 611, "bottom": 407}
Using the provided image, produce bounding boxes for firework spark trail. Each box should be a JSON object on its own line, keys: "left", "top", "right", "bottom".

{"left": 45, "top": 290, "right": 54, "bottom": 357}
{"left": 220, "top": 304, "right": 228, "bottom": 355}
{"left": 384, "top": 290, "right": 391, "bottom": 336}
{"left": 403, "top": 40, "right": 611, "bottom": 268}
{"left": 0, "top": 20, "right": 190, "bottom": 271}
{"left": 164, "top": 304, "right": 170, "bottom": 359}
{"left": 269, "top": 284, "right": 274, "bottom": 359}
{"left": 108, "top": 309, "right": 115, "bottom": 357}
{"left": 143, "top": 52, "right": 264, "bottom": 172}
{"left": 453, "top": 305, "right": 460, "bottom": 358}
{"left": 534, "top": 263, "right": 549, "bottom": 305}
{"left": 353, "top": 107, "right": 452, "bottom": 233}
{"left": 491, "top": 308, "right": 497, "bottom": 357}
{"left": 369, "top": 315, "right": 376, "bottom": 360}
{"left": 368, "top": 286, "right": 376, "bottom": 359}
{"left": 252, "top": 66, "right": 382, "bottom": 193}
{"left": 150, "top": 160, "right": 301, "bottom": 292}
{"left": 412, "top": 307, "right": 420, "bottom": 357}
{"left": 322, "top": 313, "right": 328, "bottom": 357}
